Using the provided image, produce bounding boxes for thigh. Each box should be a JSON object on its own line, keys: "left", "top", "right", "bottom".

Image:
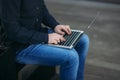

{"left": 16, "top": 44, "right": 78, "bottom": 66}
{"left": 74, "top": 34, "right": 89, "bottom": 58}
{"left": 75, "top": 34, "right": 89, "bottom": 52}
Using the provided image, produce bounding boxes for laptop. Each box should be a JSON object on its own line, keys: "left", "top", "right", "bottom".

{"left": 47, "top": 29, "right": 84, "bottom": 49}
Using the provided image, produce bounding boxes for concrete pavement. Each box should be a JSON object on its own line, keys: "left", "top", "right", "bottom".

{"left": 45, "top": 0, "right": 120, "bottom": 80}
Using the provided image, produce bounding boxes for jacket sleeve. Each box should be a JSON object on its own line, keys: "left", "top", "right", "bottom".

{"left": 42, "top": 0, "right": 59, "bottom": 29}
{"left": 1, "top": 0, "right": 48, "bottom": 44}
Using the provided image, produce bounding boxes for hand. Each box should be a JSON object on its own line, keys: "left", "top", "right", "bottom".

{"left": 48, "top": 33, "right": 66, "bottom": 44}
{"left": 54, "top": 25, "right": 71, "bottom": 35}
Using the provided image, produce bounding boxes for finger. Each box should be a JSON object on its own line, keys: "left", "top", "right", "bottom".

{"left": 56, "top": 38, "right": 60, "bottom": 43}
{"left": 54, "top": 35, "right": 61, "bottom": 43}
{"left": 67, "top": 27, "right": 71, "bottom": 34}
{"left": 59, "top": 36, "right": 66, "bottom": 42}
{"left": 66, "top": 25, "right": 71, "bottom": 34}
{"left": 61, "top": 25, "right": 70, "bottom": 35}
{"left": 58, "top": 30, "right": 65, "bottom": 35}
{"left": 53, "top": 40, "right": 58, "bottom": 44}
{"left": 63, "top": 28, "right": 70, "bottom": 35}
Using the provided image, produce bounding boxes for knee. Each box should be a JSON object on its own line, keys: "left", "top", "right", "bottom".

{"left": 66, "top": 50, "right": 79, "bottom": 65}
{"left": 79, "top": 34, "right": 89, "bottom": 46}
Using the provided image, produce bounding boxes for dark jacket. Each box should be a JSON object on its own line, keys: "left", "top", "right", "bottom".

{"left": 1, "top": 0, "right": 59, "bottom": 50}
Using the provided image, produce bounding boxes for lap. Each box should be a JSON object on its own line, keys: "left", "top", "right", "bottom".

{"left": 16, "top": 34, "right": 88, "bottom": 65}
{"left": 16, "top": 44, "right": 78, "bottom": 65}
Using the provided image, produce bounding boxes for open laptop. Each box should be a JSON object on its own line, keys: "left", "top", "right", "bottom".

{"left": 47, "top": 29, "right": 84, "bottom": 49}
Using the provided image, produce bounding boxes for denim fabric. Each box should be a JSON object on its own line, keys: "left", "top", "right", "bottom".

{"left": 16, "top": 33, "right": 89, "bottom": 80}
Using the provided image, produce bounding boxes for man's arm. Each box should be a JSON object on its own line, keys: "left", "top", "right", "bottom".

{"left": 42, "top": 0, "right": 59, "bottom": 29}
{"left": 2, "top": 0, "right": 48, "bottom": 44}
{"left": 41, "top": 0, "right": 72, "bottom": 44}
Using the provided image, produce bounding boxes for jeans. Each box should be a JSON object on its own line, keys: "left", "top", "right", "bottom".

{"left": 16, "top": 32, "right": 89, "bottom": 80}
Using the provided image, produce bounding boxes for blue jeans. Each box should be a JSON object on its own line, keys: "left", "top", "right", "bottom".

{"left": 16, "top": 32, "right": 89, "bottom": 80}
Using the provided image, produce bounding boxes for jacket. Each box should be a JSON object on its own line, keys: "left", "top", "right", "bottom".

{"left": 1, "top": 0, "right": 59, "bottom": 50}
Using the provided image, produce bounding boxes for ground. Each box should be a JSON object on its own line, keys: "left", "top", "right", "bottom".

{"left": 45, "top": 0, "right": 120, "bottom": 80}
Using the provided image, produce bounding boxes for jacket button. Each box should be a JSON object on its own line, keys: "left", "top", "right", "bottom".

{"left": 36, "top": 18, "right": 39, "bottom": 22}
{"left": 36, "top": 7, "right": 39, "bottom": 10}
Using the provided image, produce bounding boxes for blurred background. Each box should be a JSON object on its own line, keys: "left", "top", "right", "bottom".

{"left": 45, "top": 0, "right": 120, "bottom": 80}
{"left": 0, "top": 0, "right": 120, "bottom": 80}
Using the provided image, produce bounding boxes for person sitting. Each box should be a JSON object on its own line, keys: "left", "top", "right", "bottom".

{"left": 2, "top": 0, "right": 89, "bottom": 80}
